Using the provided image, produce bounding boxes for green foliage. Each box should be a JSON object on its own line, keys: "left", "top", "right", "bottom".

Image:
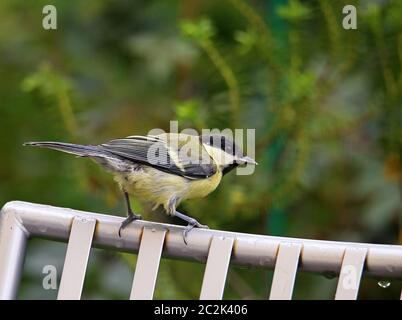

{"left": 277, "top": 0, "right": 312, "bottom": 22}
{"left": 181, "top": 18, "right": 240, "bottom": 124}
{"left": 0, "top": 0, "right": 401, "bottom": 299}
{"left": 234, "top": 28, "right": 258, "bottom": 55}
{"left": 174, "top": 99, "right": 205, "bottom": 129}
{"left": 22, "top": 64, "right": 78, "bottom": 137}
{"left": 180, "top": 18, "right": 215, "bottom": 42}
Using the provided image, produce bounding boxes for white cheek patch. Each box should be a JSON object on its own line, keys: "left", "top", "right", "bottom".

{"left": 203, "top": 144, "right": 236, "bottom": 167}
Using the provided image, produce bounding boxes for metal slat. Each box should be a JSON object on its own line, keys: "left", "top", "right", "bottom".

{"left": 57, "top": 217, "right": 96, "bottom": 300}
{"left": 130, "top": 227, "right": 166, "bottom": 300}
{"left": 269, "top": 242, "right": 302, "bottom": 300}
{"left": 2, "top": 201, "right": 402, "bottom": 301}
{"left": 3, "top": 202, "right": 402, "bottom": 279}
{"left": 335, "top": 247, "right": 367, "bottom": 300}
{"left": 0, "top": 211, "right": 28, "bottom": 299}
{"left": 200, "top": 236, "right": 234, "bottom": 300}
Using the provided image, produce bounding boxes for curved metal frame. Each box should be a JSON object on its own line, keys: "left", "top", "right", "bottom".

{"left": 0, "top": 201, "right": 402, "bottom": 299}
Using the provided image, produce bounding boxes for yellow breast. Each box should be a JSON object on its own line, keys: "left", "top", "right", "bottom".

{"left": 113, "top": 167, "right": 222, "bottom": 211}
{"left": 184, "top": 170, "right": 222, "bottom": 200}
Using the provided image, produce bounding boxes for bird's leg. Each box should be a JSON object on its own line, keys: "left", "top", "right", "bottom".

{"left": 118, "top": 191, "right": 142, "bottom": 237}
{"left": 173, "top": 211, "right": 209, "bottom": 245}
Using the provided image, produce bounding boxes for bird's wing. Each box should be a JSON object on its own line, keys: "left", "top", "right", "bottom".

{"left": 99, "top": 134, "right": 217, "bottom": 179}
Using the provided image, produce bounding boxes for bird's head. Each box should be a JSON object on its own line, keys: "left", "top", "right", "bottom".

{"left": 200, "top": 134, "right": 257, "bottom": 175}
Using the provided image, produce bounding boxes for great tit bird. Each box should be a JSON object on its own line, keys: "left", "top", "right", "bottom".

{"left": 24, "top": 133, "right": 257, "bottom": 243}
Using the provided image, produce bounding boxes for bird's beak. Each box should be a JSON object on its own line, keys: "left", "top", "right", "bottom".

{"left": 237, "top": 156, "right": 258, "bottom": 165}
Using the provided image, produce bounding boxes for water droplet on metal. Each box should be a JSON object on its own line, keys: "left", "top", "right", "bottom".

{"left": 377, "top": 280, "right": 391, "bottom": 288}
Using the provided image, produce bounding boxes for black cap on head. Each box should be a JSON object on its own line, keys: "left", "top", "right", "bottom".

{"left": 200, "top": 134, "right": 244, "bottom": 158}
{"left": 200, "top": 134, "right": 250, "bottom": 175}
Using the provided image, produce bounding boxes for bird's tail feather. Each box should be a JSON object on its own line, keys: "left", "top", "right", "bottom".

{"left": 23, "top": 141, "right": 108, "bottom": 158}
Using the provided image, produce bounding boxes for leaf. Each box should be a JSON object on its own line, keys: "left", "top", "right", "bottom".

{"left": 179, "top": 18, "right": 215, "bottom": 42}
{"left": 277, "top": 0, "right": 312, "bottom": 22}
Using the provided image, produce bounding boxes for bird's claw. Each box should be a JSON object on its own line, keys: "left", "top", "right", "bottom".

{"left": 118, "top": 213, "right": 142, "bottom": 237}
{"left": 183, "top": 221, "right": 209, "bottom": 245}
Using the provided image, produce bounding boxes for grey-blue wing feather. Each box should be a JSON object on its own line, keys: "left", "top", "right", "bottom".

{"left": 99, "top": 136, "right": 217, "bottom": 179}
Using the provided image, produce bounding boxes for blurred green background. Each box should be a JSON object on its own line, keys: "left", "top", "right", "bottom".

{"left": 0, "top": 0, "right": 401, "bottom": 299}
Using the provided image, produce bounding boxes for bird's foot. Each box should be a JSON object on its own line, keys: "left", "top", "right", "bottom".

{"left": 183, "top": 219, "right": 209, "bottom": 245}
{"left": 118, "top": 212, "right": 142, "bottom": 237}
